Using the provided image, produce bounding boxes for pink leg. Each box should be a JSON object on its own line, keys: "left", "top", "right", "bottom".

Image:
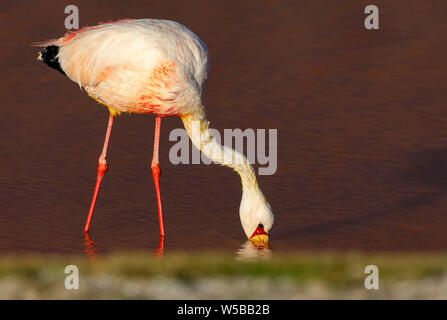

{"left": 84, "top": 114, "right": 114, "bottom": 233}
{"left": 152, "top": 116, "right": 165, "bottom": 237}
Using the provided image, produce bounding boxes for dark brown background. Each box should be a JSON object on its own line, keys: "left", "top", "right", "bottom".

{"left": 1, "top": 0, "right": 447, "bottom": 255}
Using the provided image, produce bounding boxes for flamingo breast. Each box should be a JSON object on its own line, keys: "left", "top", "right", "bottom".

{"left": 85, "top": 60, "right": 182, "bottom": 116}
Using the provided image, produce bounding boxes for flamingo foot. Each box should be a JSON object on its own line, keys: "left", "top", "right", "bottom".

{"left": 151, "top": 163, "right": 165, "bottom": 237}
{"left": 84, "top": 159, "right": 108, "bottom": 233}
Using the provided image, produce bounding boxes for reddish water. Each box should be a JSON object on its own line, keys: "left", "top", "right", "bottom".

{"left": 1, "top": 0, "right": 447, "bottom": 255}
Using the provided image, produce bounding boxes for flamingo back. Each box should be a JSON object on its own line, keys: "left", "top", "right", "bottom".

{"left": 41, "top": 19, "right": 210, "bottom": 116}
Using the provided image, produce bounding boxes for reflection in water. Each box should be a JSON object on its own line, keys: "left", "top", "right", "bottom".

{"left": 156, "top": 235, "right": 165, "bottom": 257}
{"left": 83, "top": 233, "right": 97, "bottom": 259}
{"left": 83, "top": 234, "right": 166, "bottom": 258}
{"left": 83, "top": 235, "right": 273, "bottom": 260}
{"left": 236, "top": 241, "right": 272, "bottom": 260}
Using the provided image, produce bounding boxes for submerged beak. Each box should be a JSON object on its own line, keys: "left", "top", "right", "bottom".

{"left": 249, "top": 226, "right": 269, "bottom": 244}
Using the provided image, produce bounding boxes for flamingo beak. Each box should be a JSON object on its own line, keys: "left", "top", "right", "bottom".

{"left": 249, "top": 226, "right": 269, "bottom": 244}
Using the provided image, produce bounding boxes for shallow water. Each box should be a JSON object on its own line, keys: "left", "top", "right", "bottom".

{"left": 1, "top": 0, "right": 447, "bottom": 255}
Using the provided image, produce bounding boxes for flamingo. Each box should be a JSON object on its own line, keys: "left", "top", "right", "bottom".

{"left": 36, "top": 19, "right": 273, "bottom": 243}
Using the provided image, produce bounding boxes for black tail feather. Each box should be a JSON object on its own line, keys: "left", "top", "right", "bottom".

{"left": 38, "top": 45, "right": 66, "bottom": 76}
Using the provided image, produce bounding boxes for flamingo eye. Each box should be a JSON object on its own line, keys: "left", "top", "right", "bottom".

{"left": 258, "top": 223, "right": 263, "bottom": 229}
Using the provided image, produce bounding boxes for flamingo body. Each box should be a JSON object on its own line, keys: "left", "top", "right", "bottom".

{"left": 45, "top": 19, "right": 208, "bottom": 117}
{"left": 37, "top": 19, "right": 274, "bottom": 242}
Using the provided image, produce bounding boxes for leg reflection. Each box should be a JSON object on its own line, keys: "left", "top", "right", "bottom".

{"left": 84, "top": 233, "right": 97, "bottom": 259}
{"left": 156, "top": 235, "right": 165, "bottom": 257}
{"left": 83, "top": 234, "right": 164, "bottom": 258}
{"left": 83, "top": 233, "right": 165, "bottom": 258}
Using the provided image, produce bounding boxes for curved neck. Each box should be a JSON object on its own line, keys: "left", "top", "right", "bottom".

{"left": 181, "top": 110, "right": 259, "bottom": 193}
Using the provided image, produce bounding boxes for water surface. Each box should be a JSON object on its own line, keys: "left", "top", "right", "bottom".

{"left": 1, "top": 0, "right": 447, "bottom": 255}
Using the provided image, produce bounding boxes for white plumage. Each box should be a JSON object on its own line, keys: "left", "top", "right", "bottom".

{"left": 51, "top": 19, "right": 208, "bottom": 116}
{"left": 38, "top": 18, "right": 274, "bottom": 241}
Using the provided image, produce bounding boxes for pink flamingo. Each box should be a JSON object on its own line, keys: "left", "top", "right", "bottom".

{"left": 37, "top": 19, "right": 273, "bottom": 243}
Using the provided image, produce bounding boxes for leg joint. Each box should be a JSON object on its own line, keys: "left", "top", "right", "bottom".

{"left": 98, "top": 158, "right": 108, "bottom": 176}
{"left": 151, "top": 163, "right": 161, "bottom": 179}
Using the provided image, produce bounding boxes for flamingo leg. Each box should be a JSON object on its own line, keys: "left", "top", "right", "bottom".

{"left": 151, "top": 116, "right": 165, "bottom": 237}
{"left": 84, "top": 114, "right": 114, "bottom": 233}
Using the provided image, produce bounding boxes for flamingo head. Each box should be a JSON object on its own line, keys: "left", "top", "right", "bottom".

{"left": 239, "top": 189, "right": 274, "bottom": 244}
